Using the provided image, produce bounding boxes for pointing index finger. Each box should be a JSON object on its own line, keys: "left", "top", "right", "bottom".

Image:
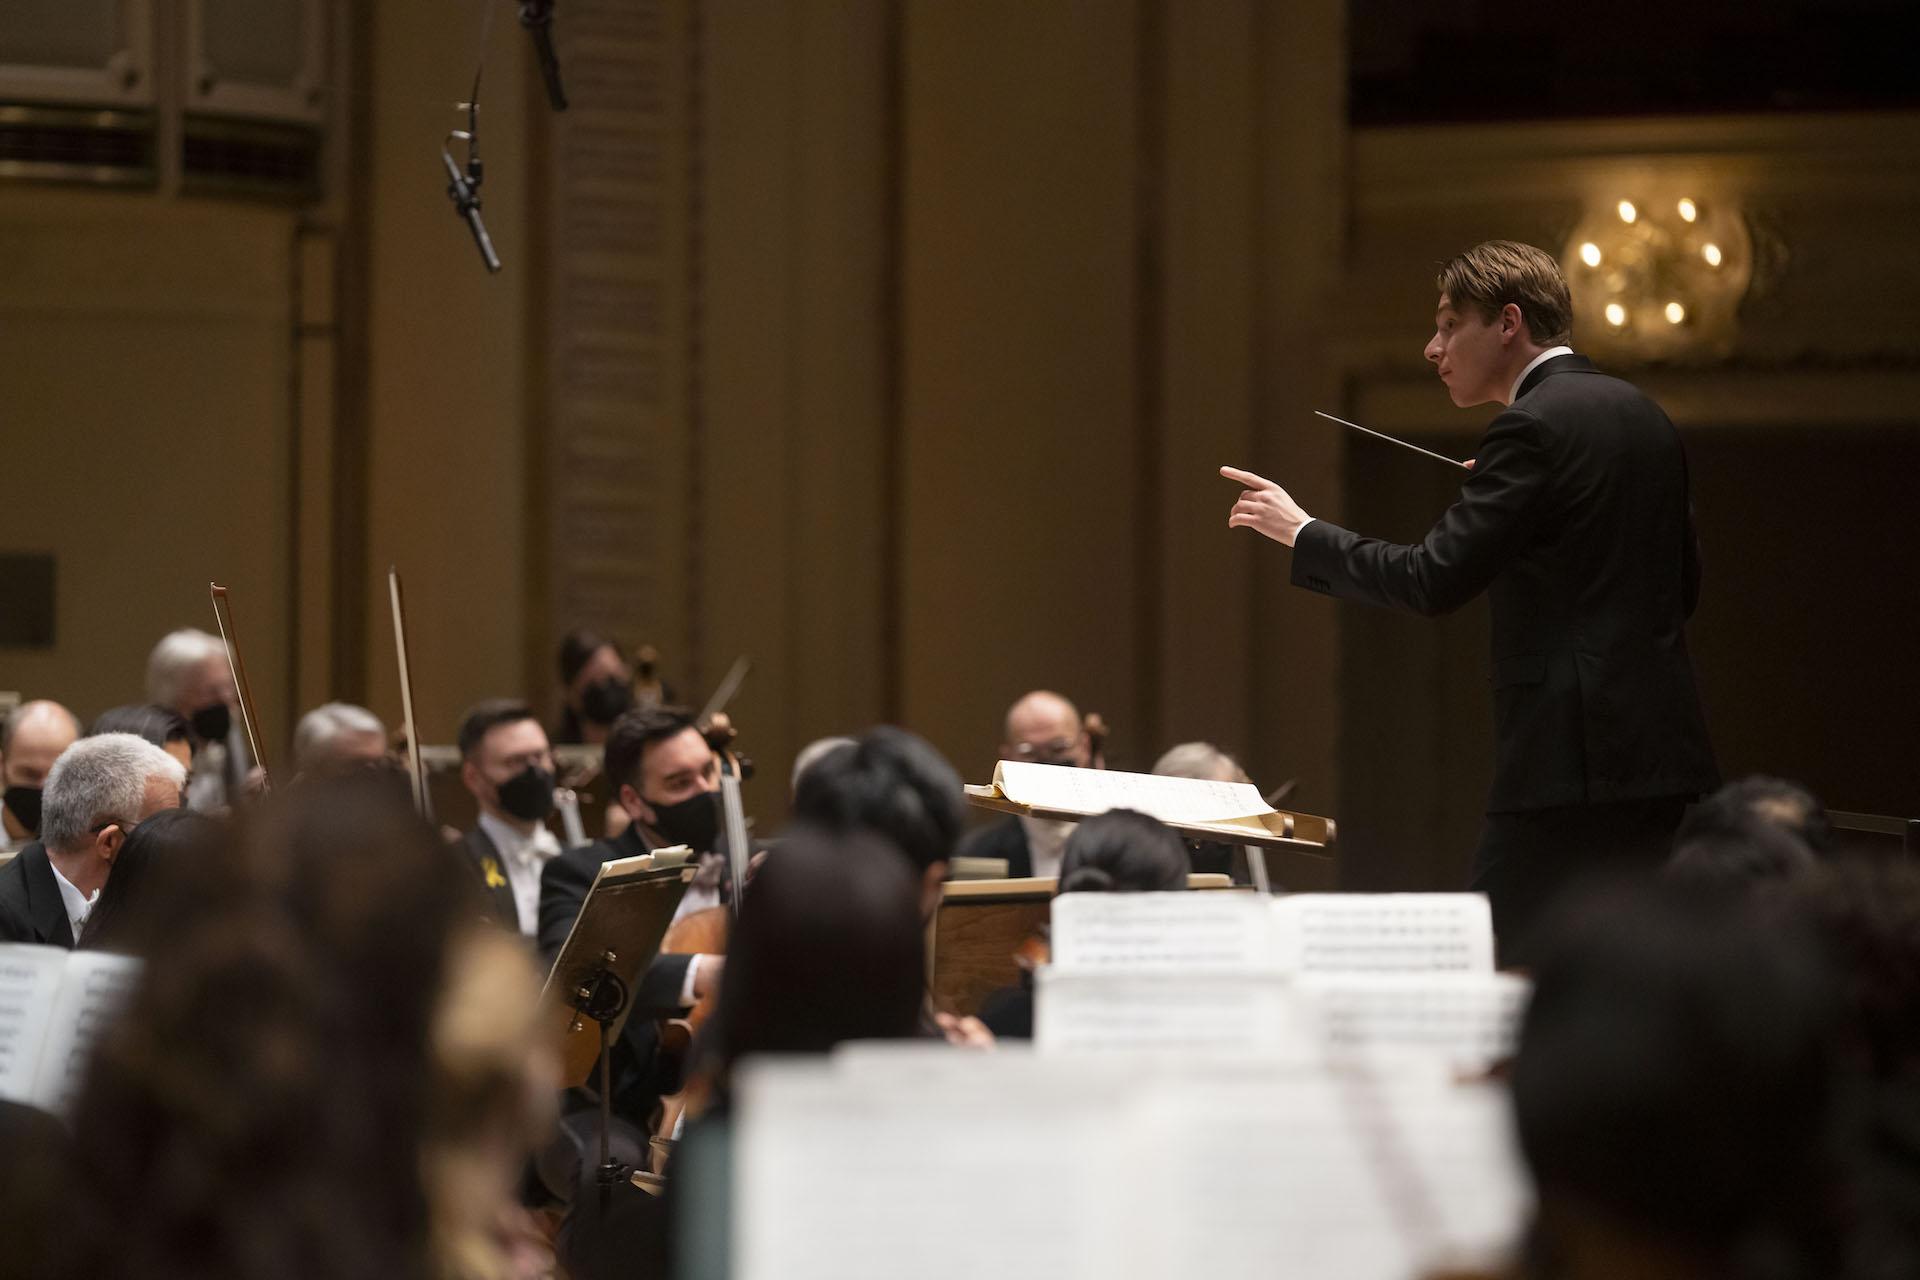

{"left": 1219, "top": 465, "right": 1275, "bottom": 490}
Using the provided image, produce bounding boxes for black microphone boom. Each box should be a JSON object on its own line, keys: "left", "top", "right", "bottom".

{"left": 520, "top": 0, "right": 568, "bottom": 111}
{"left": 443, "top": 148, "right": 502, "bottom": 274}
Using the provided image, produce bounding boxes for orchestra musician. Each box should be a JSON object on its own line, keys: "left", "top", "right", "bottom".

{"left": 956, "top": 690, "right": 1105, "bottom": 880}
{"left": 1224, "top": 240, "right": 1718, "bottom": 961}
{"left": 551, "top": 629, "right": 636, "bottom": 747}
{"left": 1, "top": 700, "right": 80, "bottom": 856}
{"left": 452, "top": 700, "right": 563, "bottom": 940}
{"left": 144, "top": 629, "right": 256, "bottom": 812}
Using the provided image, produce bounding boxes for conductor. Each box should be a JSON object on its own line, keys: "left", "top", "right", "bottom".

{"left": 1223, "top": 241, "right": 1717, "bottom": 961}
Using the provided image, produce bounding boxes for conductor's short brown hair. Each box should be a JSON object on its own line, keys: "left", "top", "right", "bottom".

{"left": 1437, "top": 241, "right": 1573, "bottom": 347}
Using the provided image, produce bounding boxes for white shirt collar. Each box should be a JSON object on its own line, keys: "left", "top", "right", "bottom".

{"left": 477, "top": 811, "right": 561, "bottom": 937}
{"left": 477, "top": 811, "right": 561, "bottom": 864}
{"left": 1508, "top": 346, "right": 1574, "bottom": 404}
{"left": 48, "top": 859, "right": 100, "bottom": 940}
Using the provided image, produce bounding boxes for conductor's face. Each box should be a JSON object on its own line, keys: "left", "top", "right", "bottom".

{"left": 1424, "top": 295, "right": 1511, "bottom": 408}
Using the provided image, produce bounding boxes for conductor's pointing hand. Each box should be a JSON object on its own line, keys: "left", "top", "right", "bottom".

{"left": 1221, "top": 465, "right": 1312, "bottom": 548}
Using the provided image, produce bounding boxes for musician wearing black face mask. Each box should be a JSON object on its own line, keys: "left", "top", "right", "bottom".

{"left": 1, "top": 701, "right": 81, "bottom": 856}
{"left": 453, "top": 700, "right": 561, "bottom": 938}
{"left": 537, "top": 705, "right": 729, "bottom": 1135}
{"left": 538, "top": 706, "right": 735, "bottom": 965}
{"left": 145, "top": 628, "right": 254, "bottom": 813}
{"left": 552, "top": 628, "right": 636, "bottom": 746}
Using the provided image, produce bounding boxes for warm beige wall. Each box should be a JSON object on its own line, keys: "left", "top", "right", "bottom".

{"left": 900, "top": 0, "right": 1147, "bottom": 778}
{"left": 359, "top": 0, "right": 532, "bottom": 745}
{"left": 0, "top": 189, "right": 296, "bottom": 747}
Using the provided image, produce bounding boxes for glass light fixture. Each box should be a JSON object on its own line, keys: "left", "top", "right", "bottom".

{"left": 1605, "top": 302, "right": 1628, "bottom": 327}
{"left": 1677, "top": 197, "right": 1698, "bottom": 223}
{"left": 1617, "top": 200, "right": 1638, "bottom": 224}
{"left": 1579, "top": 242, "right": 1603, "bottom": 267}
{"left": 1664, "top": 301, "right": 1687, "bottom": 325}
{"left": 1702, "top": 242, "right": 1723, "bottom": 267}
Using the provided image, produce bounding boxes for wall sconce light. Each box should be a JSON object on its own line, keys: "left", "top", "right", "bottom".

{"left": 1563, "top": 190, "right": 1752, "bottom": 361}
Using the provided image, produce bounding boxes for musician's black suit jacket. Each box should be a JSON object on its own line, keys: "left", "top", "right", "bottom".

{"left": 1290, "top": 354, "right": 1718, "bottom": 813}
{"left": 453, "top": 826, "right": 525, "bottom": 933}
{"left": 955, "top": 815, "right": 1032, "bottom": 879}
{"left": 0, "top": 842, "right": 75, "bottom": 948}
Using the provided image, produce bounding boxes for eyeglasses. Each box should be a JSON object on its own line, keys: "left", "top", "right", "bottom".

{"left": 1009, "top": 737, "right": 1082, "bottom": 766}
{"left": 89, "top": 817, "right": 141, "bottom": 839}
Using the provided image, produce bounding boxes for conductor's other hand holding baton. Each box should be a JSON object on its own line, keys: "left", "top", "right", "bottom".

{"left": 1221, "top": 465, "right": 1314, "bottom": 548}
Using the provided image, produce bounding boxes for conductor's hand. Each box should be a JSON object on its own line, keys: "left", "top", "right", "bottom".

{"left": 1221, "top": 465, "right": 1312, "bottom": 548}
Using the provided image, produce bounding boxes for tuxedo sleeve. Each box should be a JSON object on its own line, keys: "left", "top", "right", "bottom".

{"left": 537, "top": 850, "right": 596, "bottom": 968}
{"left": 635, "top": 953, "right": 694, "bottom": 1015}
{"left": 1290, "top": 408, "right": 1556, "bottom": 617}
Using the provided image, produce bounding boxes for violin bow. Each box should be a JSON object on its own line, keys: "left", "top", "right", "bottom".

{"left": 388, "top": 567, "right": 434, "bottom": 821}
{"left": 208, "top": 583, "right": 272, "bottom": 791}
{"left": 718, "top": 769, "right": 751, "bottom": 917}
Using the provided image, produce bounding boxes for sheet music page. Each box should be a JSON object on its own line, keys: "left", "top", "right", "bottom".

{"left": 1271, "top": 893, "right": 1495, "bottom": 973}
{"left": 733, "top": 1050, "right": 1525, "bottom": 1280}
{"left": 994, "top": 761, "right": 1272, "bottom": 825}
{"left": 1296, "top": 972, "right": 1532, "bottom": 1073}
{"left": 1049, "top": 891, "right": 1275, "bottom": 970}
{"left": 1033, "top": 968, "right": 1305, "bottom": 1055}
{"left": 0, "top": 944, "right": 67, "bottom": 1105}
{"left": 733, "top": 1056, "right": 1138, "bottom": 1280}
{"left": 30, "top": 951, "right": 141, "bottom": 1114}
{"left": 1381, "top": 1072, "right": 1534, "bottom": 1266}
{"left": 1131, "top": 1057, "right": 1526, "bottom": 1278}
{"left": 1129, "top": 1063, "right": 1421, "bottom": 1279}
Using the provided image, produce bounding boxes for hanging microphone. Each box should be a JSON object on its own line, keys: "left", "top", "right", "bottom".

{"left": 519, "top": 0, "right": 568, "bottom": 111}
{"left": 443, "top": 101, "right": 501, "bottom": 273}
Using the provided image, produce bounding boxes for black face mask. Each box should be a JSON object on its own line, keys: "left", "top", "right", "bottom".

{"left": 580, "top": 677, "right": 634, "bottom": 726}
{"left": 645, "top": 789, "right": 720, "bottom": 853}
{"left": 191, "top": 702, "right": 232, "bottom": 744}
{"left": 495, "top": 765, "right": 556, "bottom": 824}
{"left": 3, "top": 785, "right": 42, "bottom": 835}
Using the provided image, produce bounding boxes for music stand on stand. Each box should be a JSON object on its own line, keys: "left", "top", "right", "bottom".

{"left": 542, "top": 853, "right": 692, "bottom": 1206}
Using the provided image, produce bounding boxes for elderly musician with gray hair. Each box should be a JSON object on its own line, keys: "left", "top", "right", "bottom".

{"left": 0, "top": 733, "right": 186, "bottom": 948}
{"left": 292, "top": 702, "right": 390, "bottom": 778}
{"left": 145, "top": 628, "right": 254, "bottom": 811}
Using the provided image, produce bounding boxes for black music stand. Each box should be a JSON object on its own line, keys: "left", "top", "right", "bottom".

{"left": 542, "top": 853, "right": 692, "bottom": 1205}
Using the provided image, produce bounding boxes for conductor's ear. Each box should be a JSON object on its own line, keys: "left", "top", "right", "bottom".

{"left": 1501, "top": 302, "right": 1526, "bottom": 341}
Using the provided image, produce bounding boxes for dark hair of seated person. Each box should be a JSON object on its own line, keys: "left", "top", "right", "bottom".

{"left": 1057, "top": 809, "right": 1189, "bottom": 894}
{"left": 76, "top": 807, "right": 227, "bottom": 955}
{"left": 59, "top": 770, "right": 488, "bottom": 1280}
{"left": 602, "top": 704, "right": 699, "bottom": 791}
{"left": 788, "top": 726, "right": 964, "bottom": 875}
{"left": 1511, "top": 880, "right": 1848, "bottom": 1280}
{"left": 455, "top": 697, "right": 540, "bottom": 761}
{"left": 1664, "top": 808, "right": 1817, "bottom": 897}
{"left": 1680, "top": 774, "right": 1834, "bottom": 856}
{"left": 85, "top": 702, "right": 191, "bottom": 750}
{"left": 709, "top": 825, "right": 925, "bottom": 1095}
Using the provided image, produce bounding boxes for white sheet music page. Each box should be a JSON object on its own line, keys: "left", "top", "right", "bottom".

{"left": 1296, "top": 972, "right": 1532, "bottom": 1073}
{"left": 31, "top": 951, "right": 141, "bottom": 1114}
{"left": 993, "top": 761, "right": 1272, "bottom": 825}
{"left": 733, "top": 1055, "right": 1137, "bottom": 1280}
{"left": 1271, "top": 893, "right": 1495, "bottom": 973}
{"left": 1033, "top": 968, "right": 1306, "bottom": 1055}
{"left": 0, "top": 944, "right": 66, "bottom": 1105}
{"left": 1049, "top": 890, "right": 1274, "bottom": 970}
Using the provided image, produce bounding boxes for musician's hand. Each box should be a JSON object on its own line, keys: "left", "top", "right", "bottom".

{"left": 1221, "top": 465, "right": 1312, "bottom": 547}
{"left": 692, "top": 954, "right": 725, "bottom": 1001}
{"left": 934, "top": 1011, "right": 996, "bottom": 1050}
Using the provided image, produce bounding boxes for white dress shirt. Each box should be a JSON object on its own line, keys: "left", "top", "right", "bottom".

{"left": 49, "top": 860, "right": 100, "bottom": 942}
{"left": 478, "top": 811, "right": 562, "bottom": 938}
{"left": 1019, "top": 816, "right": 1074, "bottom": 881}
{"left": 1509, "top": 345, "right": 1574, "bottom": 405}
